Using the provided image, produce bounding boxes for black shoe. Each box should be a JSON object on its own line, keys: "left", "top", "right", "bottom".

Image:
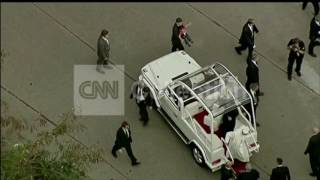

{"left": 132, "top": 161, "right": 141, "bottom": 166}
{"left": 309, "top": 172, "right": 316, "bottom": 177}
{"left": 288, "top": 75, "right": 292, "bottom": 81}
{"left": 256, "top": 122, "right": 260, "bottom": 127}
{"left": 111, "top": 151, "right": 117, "bottom": 158}
{"left": 235, "top": 47, "right": 242, "bottom": 55}
{"left": 295, "top": 71, "right": 301, "bottom": 77}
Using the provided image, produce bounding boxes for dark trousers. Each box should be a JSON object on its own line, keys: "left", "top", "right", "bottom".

{"left": 97, "top": 57, "right": 109, "bottom": 66}
{"left": 287, "top": 56, "right": 303, "bottom": 76}
{"left": 308, "top": 40, "right": 320, "bottom": 54}
{"left": 171, "top": 42, "right": 185, "bottom": 52}
{"left": 138, "top": 101, "right": 149, "bottom": 124}
{"left": 303, "top": 2, "right": 320, "bottom": 15}
{"left": 236, "top": 43, "right": 254, "bottom": 57}
{"left": 309, "top": 155, "right": 320, "bottom": 175}
{"left": 112, "top": 143, "right": 137, "bottom": 163}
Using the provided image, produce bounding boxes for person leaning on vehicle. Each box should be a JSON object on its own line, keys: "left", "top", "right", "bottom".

{"left": 171, "top": 17, "right": 185, "bottom": 52}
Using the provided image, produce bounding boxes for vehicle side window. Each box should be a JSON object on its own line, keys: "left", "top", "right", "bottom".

{"left": 166, "top": 88, "right": 180, "bottom": 110}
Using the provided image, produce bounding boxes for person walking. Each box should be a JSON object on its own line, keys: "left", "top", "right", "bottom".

{"left": 304, "top": 127, "right": 320, "bottom": 177}
{"left": 308, "top": 15, "right": 320, "bottom": 57}
{"left": 97, "top": 29, "right": 111, "bottom": 74}
{"left": 112, "top": 121, "right": 140, "bottom": 166}
{"left": 302, "top": 1, "right": 319, "bottom": 16}
{"left": 245, "top": 55, "right": 262, "bottom": 126}
{"left": 235, "top": 18, "right": 259, "bottom": 58}
{"left": 130, "top": 80, "right": 153, "bottom": 126}
{"left": 171, "top": 17, "right": 185, "bottom": 52}
{"left": 246, "top": 53, "right": 264, "bottom": 96}
{"left": 287, "top": 37, "right": 305, "bottom": 81}
{"left": 270, "top": 158, "right": 291, "bottom": 180}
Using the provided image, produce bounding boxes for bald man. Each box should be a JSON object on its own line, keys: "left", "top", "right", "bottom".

{"left": 304, "top": 127, "right": 320, "bottom": 177}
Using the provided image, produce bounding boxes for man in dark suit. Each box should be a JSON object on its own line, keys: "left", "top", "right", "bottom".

{"left": 270, "top": 158, "right": 291, "bottom": 180}
{"left": 308, "top": 15, "right": 320, "bottom": 57}
{"left": 237, "top": 163, "right": 260, "bottom": 180}
{"left": 112, "top": 121, "right": 140, "bottom": 166}
{"left": 235, "top": 18, "right": 259, "bottom": 57}
{"left": 130, "top": 80, "right": 153, "bottom": 126}
{"left": 171, "top": 17, "right": 184, "bottom": 52}
{"left": 246, "top": 53, "right": 264, "bottom": 96}
{"left": 302, "top": 1, "right": 319, "bottom": 16}
{"left": 221, "top": 109, "right": 239, "bottom": 137}
{"left": 97, "top": 29, "right": 111, "bottom": 74}
{"left": 304, "top": 127, "right": 320, "bottom": 177}
{"left": 287, "top": 38, "right": 305, "bottom": 81}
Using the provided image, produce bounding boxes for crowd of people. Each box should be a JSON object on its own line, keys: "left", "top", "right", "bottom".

{"left": 94, "top": 3, "right": 320, "bottom": 180}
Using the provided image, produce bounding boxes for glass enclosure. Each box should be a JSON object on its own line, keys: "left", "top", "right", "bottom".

{"left": 170, "top": 63, "right": 251, "bottom": 117}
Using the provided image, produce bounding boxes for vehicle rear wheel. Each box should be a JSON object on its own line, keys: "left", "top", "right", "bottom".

{"left": 191, "top": 145, "right": 205, "bottom": 166}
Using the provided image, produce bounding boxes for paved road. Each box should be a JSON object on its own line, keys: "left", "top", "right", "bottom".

{"left": 1, "top": 3, "right": 320, "bottom": 180}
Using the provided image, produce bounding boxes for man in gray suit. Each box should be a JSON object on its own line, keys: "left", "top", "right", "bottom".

{"left": 97, "top": 29, "right": 111, "bottom": 73}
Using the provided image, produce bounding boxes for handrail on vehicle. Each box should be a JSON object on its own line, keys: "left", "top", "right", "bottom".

{"left": 221, "top": 137, "right": 234, "bottom": 164}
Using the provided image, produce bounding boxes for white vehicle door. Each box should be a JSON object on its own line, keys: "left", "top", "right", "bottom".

{"left": 160, "top": 87, "right": 197, "bottom": 142}
{"left": 160, "top": 88, "right": 181, "bottom": 121}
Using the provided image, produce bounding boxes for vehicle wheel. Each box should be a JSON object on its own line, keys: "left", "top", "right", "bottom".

{"left": 191, "top": 145, "right": 205, "bottom": 167}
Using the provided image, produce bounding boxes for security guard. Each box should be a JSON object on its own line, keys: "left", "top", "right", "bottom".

{"left": 130, "top": 80, "right": 153, "bottom": 126}
{"left": 287, "top": 38, "right": 305, "bottom": 80}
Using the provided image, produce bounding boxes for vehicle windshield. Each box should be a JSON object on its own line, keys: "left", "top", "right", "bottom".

{"left": 173, "top": 63, "right": 250, "bottom": 117}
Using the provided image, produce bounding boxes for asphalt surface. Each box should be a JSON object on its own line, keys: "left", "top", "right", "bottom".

{"left": 1, "top": 3, "right": 320, "bottom": 180}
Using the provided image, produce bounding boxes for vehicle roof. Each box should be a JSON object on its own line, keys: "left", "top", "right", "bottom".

{"left": 141, "top": 51, "right": 201, "bottom": 91}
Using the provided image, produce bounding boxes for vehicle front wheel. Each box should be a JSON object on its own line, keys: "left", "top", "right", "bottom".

{"left": 191, "top": 145, "right": 205, "bottom": 167}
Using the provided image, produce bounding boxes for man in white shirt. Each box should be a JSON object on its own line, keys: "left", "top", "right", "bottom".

{"left": 130, "top": 80, "right": 153, "bottom": 126}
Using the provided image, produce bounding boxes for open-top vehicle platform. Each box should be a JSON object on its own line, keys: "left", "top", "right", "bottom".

{"left": 139, "top": 51, "right": 260, "bottom": 172}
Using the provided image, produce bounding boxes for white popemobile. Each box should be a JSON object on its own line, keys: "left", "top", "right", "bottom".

{"left": 138, "top": 51, "right": 260, "bottom": 172}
